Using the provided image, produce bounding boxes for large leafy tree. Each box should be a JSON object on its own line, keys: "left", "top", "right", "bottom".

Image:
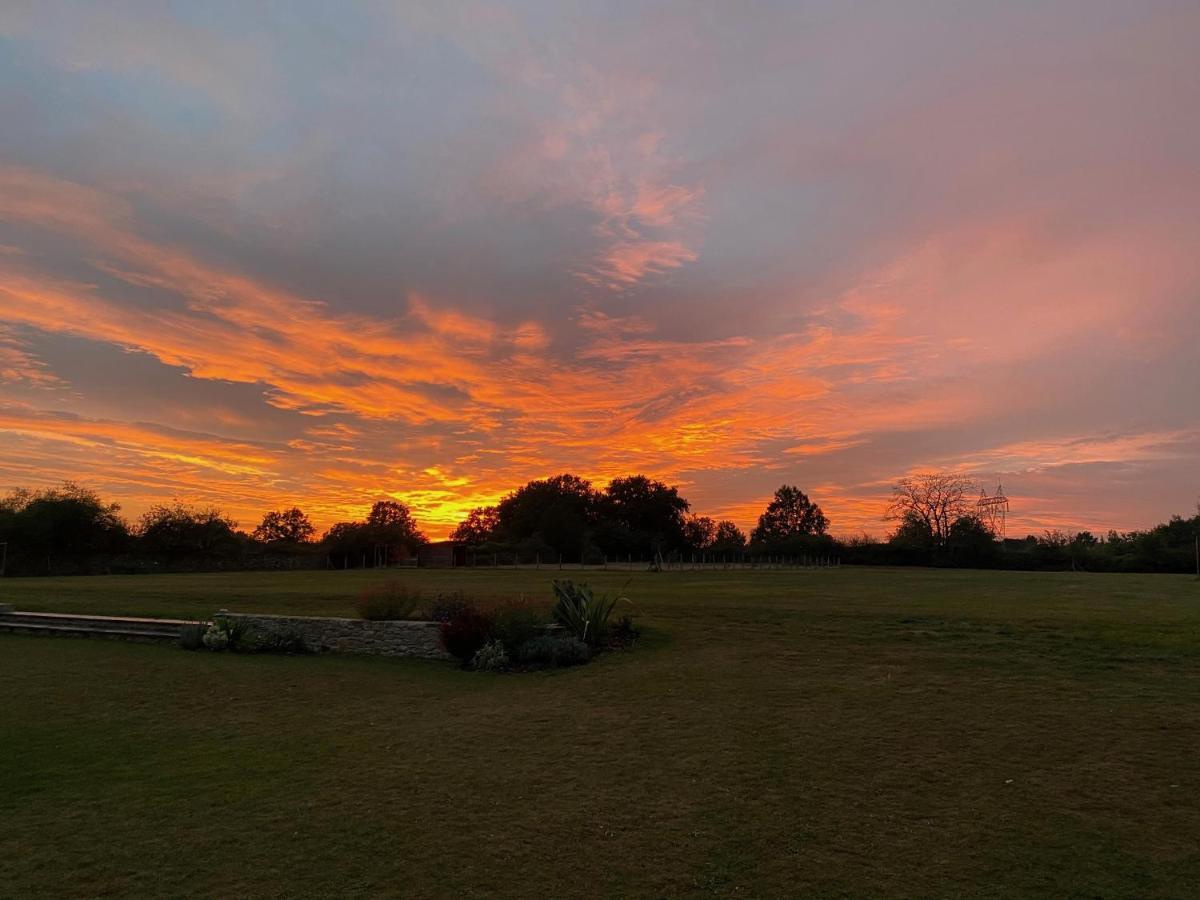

{"left": 711, "top": 520, "right": 748, "bottom": 552}
{"left": 0, "top": 483, "right": 128, "bottom": 573}
{"left": 750, "top": 485, "right": 828, "bottom": 545}
{"left": 450, "top": 506, "right": 500, "bottom": 544}
{"left": 494, "top": 474, "right": 600, "bottom": 559}
{"left": 888, "top": 511, "right": 936, "bottom": 549}
{"left": 598, "top": 475, "right": 690, "bottom": 556}
{"left": 682, "top": 514, "right": 717, "bottom": 552}
{"left": 137, "top": 503, "right": 239, "bottom": 557}
{"left": 253, "top": 507, "right": 315, "bottom": 544}
{"left": 945, "top": 514, "right": 999, "bottom": 567}
{"left": 365, "top": 499, "right": 426, "bottom": 550}
{"left": 321, "top": 499, "right": 426, "bottom": 566}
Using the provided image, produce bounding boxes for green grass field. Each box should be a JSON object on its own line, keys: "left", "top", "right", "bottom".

{"left": 2, "top": 567, "right": 1198, "bottom": 898}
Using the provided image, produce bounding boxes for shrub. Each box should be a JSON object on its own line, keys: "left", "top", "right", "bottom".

{"left": 356, "top": 581, "right": 422, "bottom": 620}
{"left": 439, "top": 607, "right": 495, "bottom": 663}
{"left": 610, "top": 614, "right": 640, "bottom": 647}
{"left": 471, "top": 639, "right": 509, "bottom": 672}
{"left": 256, "top": 630, "right": 311, "bottom": 655}
{"left": 203, "top": 616, "right": 254, "bottom": 651}
{"left": 552, "top": 580, "right": 618, "bottom": 647}
{"left": 201, "top": 623, "right": 229, "bottom": 651}
{"left": 492, "top": 603, "right": 546, "bottom": 654}
{"left": 178, "top": 622, "right": 207, "bottom": 650}
{"left": 516, "top": 635, "right": 591, "bottom": 667}
{"left": 427, "top": 591, "right": 472, "bottom": 623}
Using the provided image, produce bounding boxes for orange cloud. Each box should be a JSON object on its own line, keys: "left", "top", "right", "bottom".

{"left": 1, "top": 164, "right": 1194, "bottom": 538}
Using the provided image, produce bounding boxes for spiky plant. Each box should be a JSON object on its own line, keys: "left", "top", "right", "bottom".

{"left": 551, "top": 580, "right": 618, "bottom": 647}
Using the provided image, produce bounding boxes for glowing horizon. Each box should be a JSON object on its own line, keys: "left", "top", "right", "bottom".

{"left": 1, "top": 3, "right": 1197, "bottom": 540}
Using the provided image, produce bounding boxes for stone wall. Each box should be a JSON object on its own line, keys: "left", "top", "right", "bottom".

{"left": 218, "top": 610, "right": 450, "bottom": 659}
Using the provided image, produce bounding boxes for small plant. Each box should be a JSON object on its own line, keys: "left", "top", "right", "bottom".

{"left": 203, "top": 615, "right": 255, "bottom": 651}
{"left": 256, "top": 630, "right": 311, "bottom": 655}
{"left": 471, "top": 639, "right": 509, "bottom": 672}
{"left": 439, "top": 606, "right": 495, "bottom": 663}
{"left": 356, "top": 581, "right": 422, "bottom": 620}
{"left": 610, "top": 614, "right": 640, "bottom": 647}
{"left": 516, "top": 634, "right": 591, "bottom": 667}
{"left": 427, "top": 591, "right": 472, "bottom": 623}
{"left": 552, "top": 580, "right": 619, "bottom": 647}
{"left": 178, "top": 622, "right": 208, "bottom": 650}
{"left": 201, "top": 623, "right": 229, "bottom": 651}
{"left": 492, "top": 602, "right": 547, "bottom": 655}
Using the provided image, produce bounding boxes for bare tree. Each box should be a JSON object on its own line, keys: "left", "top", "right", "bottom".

{"left": 886, "top": 474, "right": 977, "bottom": 546}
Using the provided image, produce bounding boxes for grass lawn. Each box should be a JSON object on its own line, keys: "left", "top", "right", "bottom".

{"left": 2, "top": 567, "right": 1199, "bottom": 898}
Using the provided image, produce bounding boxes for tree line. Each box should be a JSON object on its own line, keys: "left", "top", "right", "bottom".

{"left": 0, "top": 484, "right": 426, "bottom": 576}
{"left": 0, "top": 474, "right": 1195, "bottom": 576}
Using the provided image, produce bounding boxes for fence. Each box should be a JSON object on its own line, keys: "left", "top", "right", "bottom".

{"left": 430, "top": 551, "right": 841, "bottom": 571}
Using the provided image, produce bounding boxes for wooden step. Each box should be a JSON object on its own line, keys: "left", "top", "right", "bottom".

{"left": 0, "top": 611, "right": 206, "bottom": 643}
{"left": 0, "top": 622, "right": 183, "bottom": 642}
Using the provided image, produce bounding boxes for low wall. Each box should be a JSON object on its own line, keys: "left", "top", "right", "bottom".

{"left": 219, "top": 611, "right": 450, "bottom": 660}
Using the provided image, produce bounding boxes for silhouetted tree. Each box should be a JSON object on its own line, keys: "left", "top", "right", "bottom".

{"left": 682, "top": 515, "right": 717, "bottom": 552}
{"left": 0, "top": 483, "right": 128, "bottom": 573}
{"left": 450, "top": 506, "right": 500, "bottom": 544}
{"left": 321, "top": 499, "right": 426, "bottom": 567}
{"left": 494, "top": 474, "right": 600, "bottom": 559}
{"left": 886, "top": 474, "right": 976, "bottom": 547}
{"left": 889, "top": 511, "right": 936, "bottom": 549}
{"left": 945, "top": 515, "right": 999, "bottom": 567}
{"left": 711, "top": 520, "right": 748, "bottom": 553}
{"left": 750, "top": 485, "right": 828, "bottom": 546}
{"left": 368, "top": 499, "right": 426, "bottom": 557}
{"left": 598, "top": 475, "right": 690, "bottom": 556}
{"left": 253, "top": 507, "right": 315, "bottom": 544}
{"left": 366, "top": 500, "right": 420, "bottom": 533}
{"left": 137, "top": 503, "right": 239, "bottom": 559}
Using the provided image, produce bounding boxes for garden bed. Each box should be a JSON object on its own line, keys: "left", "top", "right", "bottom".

{"left": 216, "top": 610, "right": 449, "bottom": 659}
{"left": 197, "top": 579, "right": 638, "bottom": 670}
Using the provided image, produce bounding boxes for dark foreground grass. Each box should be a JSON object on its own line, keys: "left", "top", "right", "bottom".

{"left": 2, "top": 568, "right": 1199, "bottom": 898}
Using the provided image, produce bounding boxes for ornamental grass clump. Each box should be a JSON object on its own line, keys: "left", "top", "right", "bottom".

{"left": 551, "top": 580, "right": 620, "bottom": 647}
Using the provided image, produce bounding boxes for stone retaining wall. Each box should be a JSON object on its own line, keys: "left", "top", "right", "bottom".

{"left": 218, "top": 611, "right": 450, "bottom": 659}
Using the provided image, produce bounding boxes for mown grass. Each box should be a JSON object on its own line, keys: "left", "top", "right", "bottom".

{"left": 1, "top": 567, "right": 1198, "bottom": 898}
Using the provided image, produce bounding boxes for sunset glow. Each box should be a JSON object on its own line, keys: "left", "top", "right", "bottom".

{"left": 1, "top": 3, "right": 1197, "bottom": 538}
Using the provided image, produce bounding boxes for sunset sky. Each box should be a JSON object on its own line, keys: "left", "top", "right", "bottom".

{"left": 1, "top": 2, "right": 1197, "bottom": 539}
